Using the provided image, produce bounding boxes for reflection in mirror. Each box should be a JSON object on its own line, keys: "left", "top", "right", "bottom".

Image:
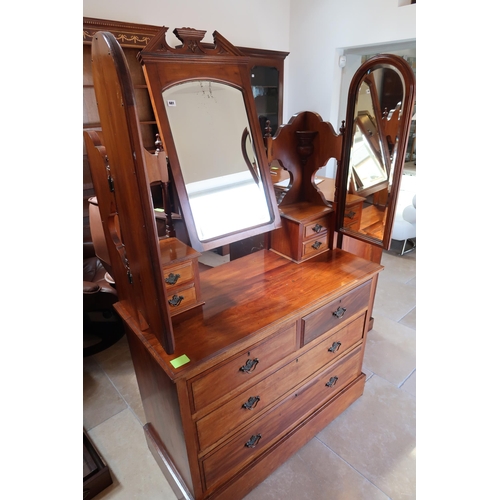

{"left": 163, "top": 81, "right": 272, "bottom": 242}
{"left": 337, "top": 55, "right": 416, "bottom": 250}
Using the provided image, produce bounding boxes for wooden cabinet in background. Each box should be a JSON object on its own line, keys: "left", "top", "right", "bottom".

{"left": 83, "top": 18, "right": 162, "bottom": 240}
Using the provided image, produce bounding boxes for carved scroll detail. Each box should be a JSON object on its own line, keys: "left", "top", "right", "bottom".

{"left": 140, "top": 26, "right": 242, "bottom": 58}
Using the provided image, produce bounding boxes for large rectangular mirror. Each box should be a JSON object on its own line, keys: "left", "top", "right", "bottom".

{"left": 138, "top": 27, "right": 281, "bottom": 252}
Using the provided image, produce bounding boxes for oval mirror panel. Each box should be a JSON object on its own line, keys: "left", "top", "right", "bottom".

{"left": 337, "top": 55, "right": 415, "bottom": 250}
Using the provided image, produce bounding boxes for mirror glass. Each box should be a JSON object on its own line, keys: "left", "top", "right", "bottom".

{"left": 163, "top": 81, "right": 272, "bottom": 242}
{"left": 338, "top": 56, "right": 415, "bottom": 249}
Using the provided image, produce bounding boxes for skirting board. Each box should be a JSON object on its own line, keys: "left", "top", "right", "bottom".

{"left": 144, "top": 423, "right": 194, "bottom": 500}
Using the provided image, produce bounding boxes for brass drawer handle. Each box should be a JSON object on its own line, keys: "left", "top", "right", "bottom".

{"left": 312, "top": 223, "right": 323, "bottom": 233}
{"left": 165, "top": 272, "right": 181, "bottom": 285}
{"left": 312, "top": 241, "right": 322, "bottom": 250}
{"left": 242, "top": 396, "right": 260, "bottom": 410}
{"left": 332, "top": 306, "right": 346, "bottom": 319}
{"left": 245, "top": 433, "right": 262, "bottom": 448}
{"left": 168, "top": 294, "right": 184, "bottom": 307}
{"left": 240, "top": 358, "right": 259, "bottom": 373}
{"left": 328, "top": 341, "right": 342, "bottom": 353}
{"left": 326, "top": 376, "right": 338, "bottom": 388}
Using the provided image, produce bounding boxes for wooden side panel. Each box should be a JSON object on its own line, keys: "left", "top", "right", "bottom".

{"left": 126, "top": 327, "right": 194, "bottom": 495}
{"left": 91, "top": 31, "right": 175, "bottom": 353}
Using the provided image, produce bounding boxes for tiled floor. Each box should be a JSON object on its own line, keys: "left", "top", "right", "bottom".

{"left": 83, "top": 246, "right": 416, "bottom": 500}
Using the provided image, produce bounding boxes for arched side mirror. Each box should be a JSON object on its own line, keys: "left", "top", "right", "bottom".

{"left": 336, "top": 54, "right": 416, "bottom": 250}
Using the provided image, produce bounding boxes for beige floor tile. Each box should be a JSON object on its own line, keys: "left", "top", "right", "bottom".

{"left": 317, "top": 375, "right": 416, "bottom": 500}
{"left": 372, "top": 278, "right": 416, "bottom": 323}
{"left": 401, "top": 369, "right": 416, "bottom": 397}
{"left": 84, "top": 357, "right": 127, "bottom": 431}
{"left": 92, "top": 336, "right": 147, "bottom": 425}
{"left": 363, "top": 315, "right": 416, "bottom": 387}
{"left": 88, "top": 409, "right": 177, "bottom": 500}
{"left": 380, "top": 250, "right": 416, "bottom": 284}
{"left": 243, "top": 437, "right": 389, "bottom": 500}
{"left": 400, "top": 306, "right": 416, "bottom": 330}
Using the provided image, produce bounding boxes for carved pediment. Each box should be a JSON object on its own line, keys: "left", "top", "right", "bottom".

{"left": 139, "top": 26, "right": 244, "bottom": 61}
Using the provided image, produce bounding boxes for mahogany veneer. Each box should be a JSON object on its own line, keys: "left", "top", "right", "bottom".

{"left": 116, "top": 248, "right": 382, "bottom": 499}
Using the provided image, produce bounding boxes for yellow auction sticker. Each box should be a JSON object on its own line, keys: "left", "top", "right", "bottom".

{"left": 170, "top": 354, "right": 190, "bottom": 369}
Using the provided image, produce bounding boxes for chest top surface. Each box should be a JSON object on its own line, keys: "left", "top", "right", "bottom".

{"left": 118, "top": 248, "right": 382, "bottom": 379}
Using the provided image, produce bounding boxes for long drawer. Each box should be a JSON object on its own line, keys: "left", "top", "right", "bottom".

{"left": 189, "top": 323, "right": 297, "bottom": 413}
{"left": 302, "top": 280, "right": 371, "bottom": 345}
{"left": 196, "top": 313, "right": 366, "bottom": 452}
{"left": 201, "top": 344, "right": 363, "bottom": 492}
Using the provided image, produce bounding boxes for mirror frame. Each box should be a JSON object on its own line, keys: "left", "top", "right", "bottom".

{"left": 336, "top": 54, "right": 416, "bottom": 250}
{"left": 138, "top": 27, "right": 281, "bottom": 252}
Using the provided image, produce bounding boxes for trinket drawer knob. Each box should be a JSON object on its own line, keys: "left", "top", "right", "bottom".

{"left": 168, "top": 294, "right": 184, "bottom": 307}
{"left": 165, "top": 273, "right": 181, "bottom": 285}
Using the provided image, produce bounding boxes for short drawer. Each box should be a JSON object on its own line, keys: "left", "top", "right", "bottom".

{"left": 344, "top": 205, "right": 362, "bottom": 225}
{"left": 201, "top": 344, "right": 363, "bottom": 491}
{"left": 166, "top": 285, "right": 197, "bottom": 315}
{"left": 303, "top": 216, "right": 330, "bottom": 239}
{"left": 196, "top": 313, "right": 365, "bottom": 452}
{"left": 302, "top": 281, "right": 371, "bottom": 345}
{"left": 190, "top": 323, "right": 297, "bottom": 413}
{"left": 302, "top": 233, "right": 328, "bottom": 259}
{"left": 163, "top": 260, "right": 194, "bottom": 288}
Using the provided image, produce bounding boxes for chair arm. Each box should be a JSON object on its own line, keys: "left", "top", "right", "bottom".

{"left": 84, "top": 281, "right": 101, "bottom": 294}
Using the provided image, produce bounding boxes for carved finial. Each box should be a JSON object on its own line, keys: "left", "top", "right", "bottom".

{"left": 155, "top": 134, "right": 164, "bottom": 152}
{"left": 264, "top": 119, "right": 272, "bottom": 138}
{"left": 295, "top": 130, "right": 318, "bottom": 166}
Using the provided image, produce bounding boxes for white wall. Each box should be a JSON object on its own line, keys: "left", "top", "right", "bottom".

{"left": 287, "top": 0, "right": 415, "bottom": 129}
{"left": 83, "top": 0, "right": 290, "bottom": 52}
{"left": 83, "top": 0, "right": 415, "bottom": 147}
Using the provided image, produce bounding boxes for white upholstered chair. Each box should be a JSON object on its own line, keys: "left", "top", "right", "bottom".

{"left": 391, "top": 193, "right": 416, "bottom": 254}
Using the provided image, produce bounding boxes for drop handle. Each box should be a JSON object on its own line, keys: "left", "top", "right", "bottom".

{"left": 312, "top": 223, "right": 323, "bottom": 233}
{"left": 332, "top": 306, "right": 346, "bottom": 319}
{"left": 245, "top": 433, "right": 262, "bottom": 448}
{"left": 168, "top": 294, "right": 184, "bottom": 307}
{"left": 240, "top": 358, "right": 259, "bottom": 374}
{"left": 328, "top": 341, "right": 342, "bottom": 353}
{"left": 242, "top": 396, "right": 260, "bottom": 410}
{"left": 326, "top": 376, "right": 339, "bottom": 388}
{"left": 312, "top": 241, "right": 322, "bottom": 250}
{"left": 165, "top": 272, "right": 181, "bottom": 285}
{"left": 346, "top": 210, "right": 356, "bottom": 219}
